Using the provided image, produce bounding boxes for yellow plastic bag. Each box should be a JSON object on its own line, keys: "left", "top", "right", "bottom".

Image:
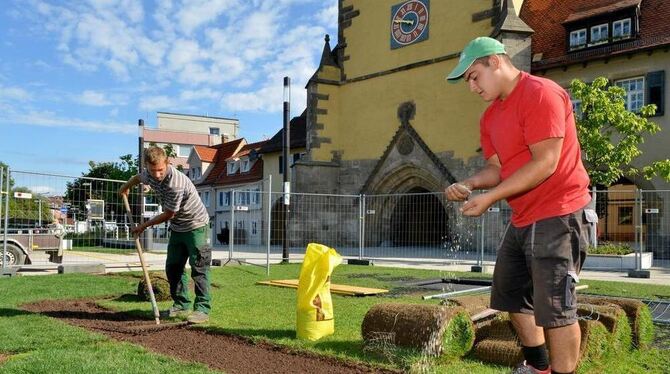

{"left": 296, "top": 243, "right": 342, "bottom": 341}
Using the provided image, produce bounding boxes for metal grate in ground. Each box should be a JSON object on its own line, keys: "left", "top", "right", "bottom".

{"left": 644, "top": 300, "right": 670, "bottom": 324}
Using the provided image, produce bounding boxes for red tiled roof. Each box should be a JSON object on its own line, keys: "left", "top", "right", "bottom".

{"left": 563, "top": 0, "right": 641, "bottom": 23}
{"left": 199, "top": 139, "right": 245, "bottom": 185}
{"left": 199, "top": 139, "right": 268, "bottom": 187}
{"left": 521, "top": 0, "right": 670, "bottom": 70}
{"left": 194, "top": 145, "right": 217, "bottom": 162}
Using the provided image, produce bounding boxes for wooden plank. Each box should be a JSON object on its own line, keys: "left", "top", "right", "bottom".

{"left": 257, "top": 279, "right": 388, "bottom": 296}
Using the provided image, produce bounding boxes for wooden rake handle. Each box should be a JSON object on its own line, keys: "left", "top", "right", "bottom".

{"left": 122, "top": 194, "right": 160, "bottom": 325}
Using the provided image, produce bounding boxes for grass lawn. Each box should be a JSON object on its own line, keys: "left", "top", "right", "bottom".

{"left": 1, "top": 264, "right": 669, "bottom": 373}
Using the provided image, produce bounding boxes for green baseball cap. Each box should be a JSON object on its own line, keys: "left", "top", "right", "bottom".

{"left": 446, "top": 37, "right": 506, "bottom": 83}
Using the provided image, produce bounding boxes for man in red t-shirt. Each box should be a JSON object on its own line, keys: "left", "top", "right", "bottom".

{"left": 445, "top": 37, "right": 594, "bottom": 374}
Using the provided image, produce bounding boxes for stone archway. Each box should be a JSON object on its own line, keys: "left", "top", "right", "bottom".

{"left": 389, "top": 187, "right": 448, "bottom": 246}
{"left": 363, "top": 164, "right": 451, "bottom": 247}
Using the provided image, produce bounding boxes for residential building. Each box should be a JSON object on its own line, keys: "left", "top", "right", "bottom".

{"left": 142, "top": 112, "right": 239, "bottom": 171}
{"left": 521, "top": 0, "right": 669, "bottom": 257}
{"left": 189, "top": 139, "right": 267, "bottom": 247}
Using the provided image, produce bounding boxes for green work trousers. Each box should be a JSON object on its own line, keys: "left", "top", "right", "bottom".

{"left": 166, "top": 226, "right": 212, "bottom": 314}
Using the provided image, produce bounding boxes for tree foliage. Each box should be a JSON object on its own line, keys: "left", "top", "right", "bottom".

{"left": 570, "top": 77, "right": 670, "bottom": 187}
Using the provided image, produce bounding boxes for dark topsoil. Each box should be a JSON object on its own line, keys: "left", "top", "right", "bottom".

{"left": 21, "top": 299, "right": 399, "bottom": 374}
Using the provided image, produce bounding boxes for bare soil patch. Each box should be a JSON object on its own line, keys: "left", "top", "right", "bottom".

{"left": 21, "top": 299, "right": 398, "bottom": 374}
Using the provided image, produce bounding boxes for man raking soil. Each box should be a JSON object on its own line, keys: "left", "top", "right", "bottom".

{"left": 119, "top": 146, "right": 213, "bottom": 325}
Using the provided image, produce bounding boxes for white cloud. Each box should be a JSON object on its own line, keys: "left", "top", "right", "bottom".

{"left": 78, "top": 90, "right": 112, "bottom": 106}
{"left": 139, "top": 95, "right": 178, "bottom": 111}
{"left": 180, "top": 88, "right": 220, "bottom": 101}
{"left": 177, "top": 0, "right": 240, "bottom": 35}
{"left": 315, "top": 3, "right": 338, "bottom": 27}
{"left": 0, "top": 85, "right": 31, "bottom": 102}
{"left": 2, "top": 111, "right": 135, "bottom": 134}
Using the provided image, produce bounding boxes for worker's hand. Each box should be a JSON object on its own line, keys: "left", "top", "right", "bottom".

{"left": 460, "top": 193, "right": 494, "bottom": 217}
{"left": 131, "top": 224, "right": 146, "bottom": 237}
{"left": 118, "top": 188, "right": 129, "bottom": 198}
{"left": 445, "top": 182, "right": 473, "bottom": 201}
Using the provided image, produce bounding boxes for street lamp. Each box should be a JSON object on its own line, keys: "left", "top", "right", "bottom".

{"left": 282, "top": 76, "right": 291, "bottom": 263}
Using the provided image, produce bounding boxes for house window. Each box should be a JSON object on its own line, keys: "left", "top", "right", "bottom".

{"left": 218, "top": 191, "right": 224, "bottom": 207}
{"left": 241, "top": 158, "right": 250, "bottom": 172}
{"left": 224, "top": 191, "right": 231, "bottom": 206}
{"left": 177, "top": 144, "right": 193, "bottom": 157}
{"left": 191, "top": 167, "right": 201, "bottom": 180}
{"left": 613, "top": 18, "right": 631, "bottom": 40}
{"left": 209, "top": 127, "right": 220, "bottom": 135}
{"left": 278, "top": 155, "right": 283, "bottom": 174}
{"left": 252, "top": 221, "right": 257, "bottom": 235}
{"left": 251, "top": 188, "right": 260, "bottom": 205}
{"left": 569, "top": 29, "right": 587, "bottom": 50}
{"left": 615, "top": 77, "right": 645, "bottom": 112}
{"left": 589, "top": 23, "right": 608, "bottom": 45}
{"left": 202, "top": 191, "right": 210, "bottom": 207}
{"left": 618, "top": 206, "right": 633, "bottom": 225}
{"left": 227, "top": 160, "right": 238, "bottom": 175}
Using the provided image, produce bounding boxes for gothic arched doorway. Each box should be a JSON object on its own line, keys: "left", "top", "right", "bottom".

{"left": 390, "top": 187, "right": 448, "bottom": 246}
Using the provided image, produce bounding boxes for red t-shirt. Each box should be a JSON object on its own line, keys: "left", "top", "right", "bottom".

{"left": 480, "top": 71, "right": 591, "bottom": 227}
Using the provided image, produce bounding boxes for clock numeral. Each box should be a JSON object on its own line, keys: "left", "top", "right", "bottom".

{"left": 405, "top": 3, "right": 413, "bottom": 11}
{"left": 419, "top": 15, "right": 426, "bottom": 22}
{"left": 394, "top": 29, "right": 402, "bottom": 39}
{"left": 417, "top": 23, "right": 425, "bottom": 31}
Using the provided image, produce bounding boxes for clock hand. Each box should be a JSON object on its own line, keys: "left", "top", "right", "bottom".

{"left": 393, "top": 19, "right": 414, "bottom": 26}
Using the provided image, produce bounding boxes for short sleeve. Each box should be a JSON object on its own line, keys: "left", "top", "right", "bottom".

{"left": 480, "top": 113, "right": 496, "bottom": 160}
{"left": 521, "top": 86, "right": 567, "bottom": 145}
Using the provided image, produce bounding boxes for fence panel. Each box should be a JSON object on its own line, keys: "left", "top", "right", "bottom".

{"left": 1, "top": 169, "right": 165, "bottom": 270}
{"left": 642, "top": 190, "right": 670, "bottom": 266}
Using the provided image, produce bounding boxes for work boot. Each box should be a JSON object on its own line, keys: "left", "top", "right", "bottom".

{"left": 187, "top": 311, "right": 209, "bottom": 324}
{"left": 511, "top": 361, "right": 551, "bottom": 374}
{"left": 160, "top": 305, "right": 190, "bottom": 319}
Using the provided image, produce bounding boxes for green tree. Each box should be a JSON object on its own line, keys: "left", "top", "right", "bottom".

{"left": 570, "top": 77, "right": 670, "bottom": 187}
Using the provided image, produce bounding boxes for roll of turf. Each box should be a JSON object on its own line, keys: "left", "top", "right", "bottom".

{"left": 361, "top": 303, "right": 474, "bottom": 357}
{"left": 580, "top": 296, "right": 654, "bottom": 349}
{"left": 441, "top": 294, "right": 490, "bottom": 318}
{"left": 578, "top": 303, "right": 632, "bottom": 354}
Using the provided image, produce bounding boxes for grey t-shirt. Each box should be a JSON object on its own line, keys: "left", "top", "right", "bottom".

{"left": 140, "top": 165, "right": 209, "bottom": 232}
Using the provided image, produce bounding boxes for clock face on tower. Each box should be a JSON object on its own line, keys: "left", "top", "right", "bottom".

{"left": 390, "top": 0, "right": 430, "bottom": 49}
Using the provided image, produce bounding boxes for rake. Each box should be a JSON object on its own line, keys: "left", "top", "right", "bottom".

{"left": 122, "top": 194, "right": 161, "bottom": 325}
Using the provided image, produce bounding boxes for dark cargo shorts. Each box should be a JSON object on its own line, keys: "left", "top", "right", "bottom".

{"left": 490, "top": 208, "right": 597, "bottom": 328}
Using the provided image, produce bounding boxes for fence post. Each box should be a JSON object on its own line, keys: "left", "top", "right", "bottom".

{"left": 359, "top": 194, "right": 364, "bottom": 260}
{"left": 479, "top": 214, "right": 485, "bottom": 266}
{"left": 266, "top": 176, "right": 272, "bottom": 276}
{"left": 2, "top": 168, "right": 10, "bottom": 274}
{"left": 229, "top": 190, "right": 235, "bottom": 261}
{"left": 629, "top": 188, "right": 651, "bottom": 278}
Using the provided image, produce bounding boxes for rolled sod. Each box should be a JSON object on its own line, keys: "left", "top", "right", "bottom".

{"left": 137, "top": 274, "right": 172, "bottom": 302}
{"left": 580, "top": 295, "right": 654, "bottom": 349}
{"left": 577, "top": 319, "right": 610, "bottom": 365}
{"left": 473, "top": 338, "right": 523, "bottom": 367}
{"left": 441, "top": 294, "right": 490, "bottom": 317}
{"left": 577, "top": 304, "right": 632, "bottom": 354}
{"left": 474, "top": 317, "right": 518, "bottom": 343}
{"left": 361, "top": 303, "right": 474, "bottom": 356}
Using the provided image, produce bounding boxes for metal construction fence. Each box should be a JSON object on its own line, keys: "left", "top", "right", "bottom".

{"left": 2, "top": 167, "right": 669, "bottom": 274}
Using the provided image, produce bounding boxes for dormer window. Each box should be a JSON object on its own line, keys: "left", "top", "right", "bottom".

{"left": 589, "top": 23, "right": 608, "bottom": 46}
{"left": 569, "top": 29, "right": 587, "bottom": 50}
{"left": 227, "top": 160, "right": 239, "bottom": 175}
{"left": 241, "top": 158, "right": 250, "bottom": 173}
{"left": 613, "top": 18, "right": 631, "bottom": 40}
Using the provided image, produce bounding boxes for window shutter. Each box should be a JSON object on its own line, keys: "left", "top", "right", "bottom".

{"left": 646, "top": 70, "right": 665, "bottom": 116}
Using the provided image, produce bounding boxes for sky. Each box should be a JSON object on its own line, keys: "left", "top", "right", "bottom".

{"left": 0, "top": 0, "right": 338, "bottom": 179}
